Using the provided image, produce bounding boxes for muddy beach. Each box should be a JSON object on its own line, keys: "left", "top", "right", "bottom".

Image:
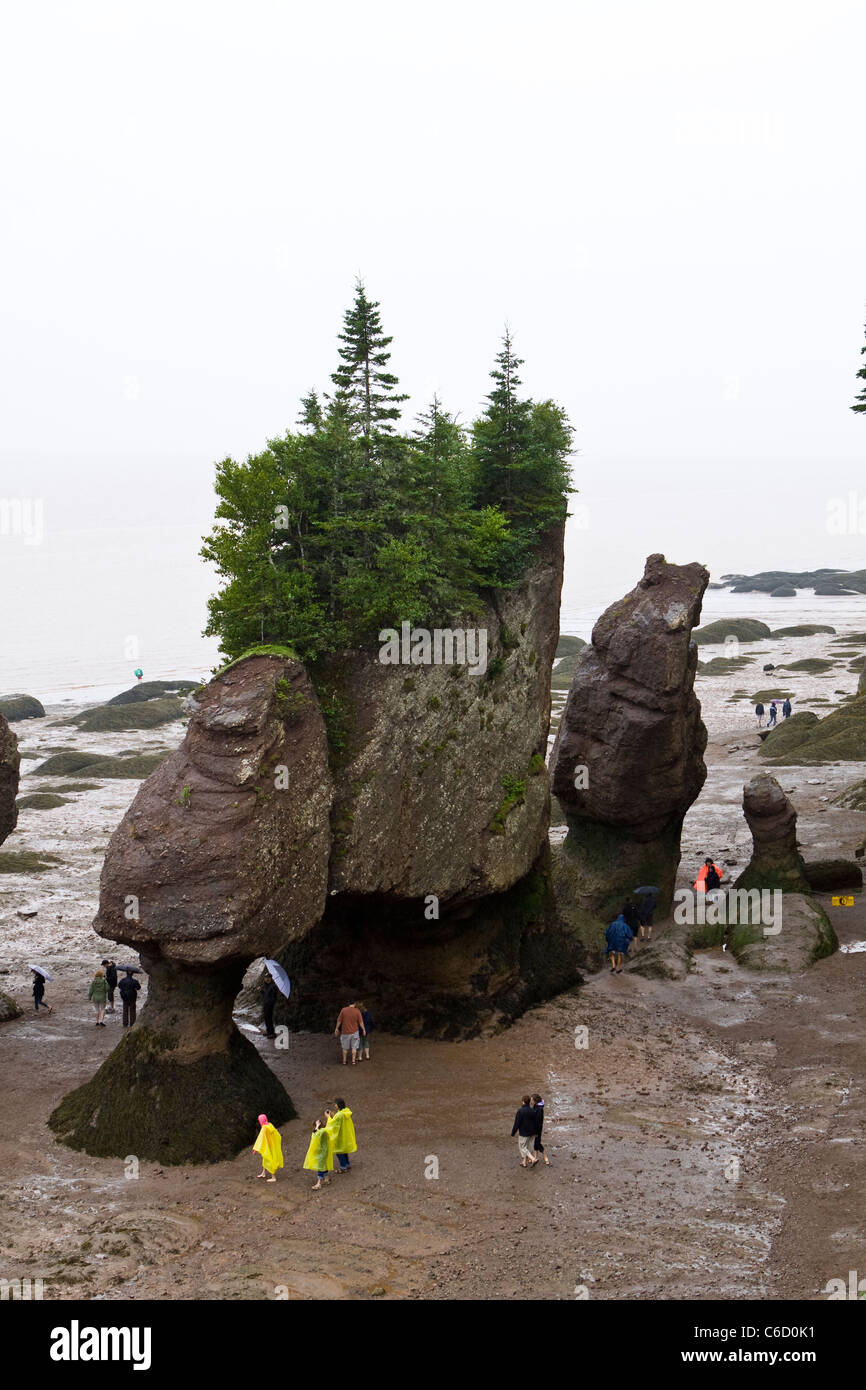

{"left": 1, "top": 620, "right": 865, "bottom": 1301}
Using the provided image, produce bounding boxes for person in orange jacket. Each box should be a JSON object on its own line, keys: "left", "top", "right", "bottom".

{"left": 694, "top": 857, "right": 724, "bottom": 894}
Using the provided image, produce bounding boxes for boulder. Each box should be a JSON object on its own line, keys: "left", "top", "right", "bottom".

{"left": 802, "top": 859, "right": 863, "bottom": 892}
{"left": 50, "top": 653, "right": 333, "bottom": 1162}
{"left": 0, "top": 714, "right": 20, "bottom": 846}
{"left": 70, "top": 696, "right": 186, "bottom": 733}
{"left": 733, "top": 893, "right": 837, "bottom": 971}
{"left": 760, "top": 696, "right": 866, "bottom": 764}
{"left": 33, "top": 752, "right": 166, "bottom": 780}
{"left": 770, "top": 586, "right": 796, "bottom": 597}
{"left": 734, "top": 774, "right": 810, "bottom": 893}
{"left": 692, "top": 618, "right": 771, "bottom": 644}
{"left": 0, "top": 990, "right": 21, "bottom": 1023}
{"left": 772, "top": 625, "right": 837, "bottom": 637}
{"left": 0, "top": 694, "right": 45, "bottom": 721}
{"left": 550, "top": 553, "right": 709, "bottom": 918}
{"left": 106, "top": 680, "right": 199, "bottom": 706}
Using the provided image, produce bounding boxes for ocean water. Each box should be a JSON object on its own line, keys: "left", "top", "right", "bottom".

{"left": 1, "top": 512, "right": 864, "bottom": 707}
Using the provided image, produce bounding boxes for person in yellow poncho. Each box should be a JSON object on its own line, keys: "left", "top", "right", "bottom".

{"left": 303, "top": 1114, "right": 334, "bottom": 1191}
{"left": 253, "top": 1112, "right": 284, "bottom": 1182}
{"left": 327, "top": 1097, "right": 358, "bottom": 1173}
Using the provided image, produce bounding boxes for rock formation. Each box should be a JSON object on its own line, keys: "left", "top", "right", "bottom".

{"left": 50, "top": 654, "right": 333, "bottom": 1162}
{"left": 734, "top": 774, "right": 810, "bottom": 893}
{"left": 550, "top": 554, "right": 709, "bottom": 918}
{"left": 0, "top": 713, "right": 20, "bottom": 846}
{"left": 0, "top": 694, "right": 45, "bottom": 721}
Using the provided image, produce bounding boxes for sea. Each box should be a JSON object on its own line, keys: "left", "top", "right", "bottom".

{"left": 1, "top": 511, "right": 865, "bottom": 708}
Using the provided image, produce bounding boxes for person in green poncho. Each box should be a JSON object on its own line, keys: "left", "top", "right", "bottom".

{"left": 303, "top": 1114, "right": 334, "bottom": 1191}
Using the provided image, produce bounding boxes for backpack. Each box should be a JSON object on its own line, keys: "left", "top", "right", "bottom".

{"left": 705, "top": 865, "right": 721, "bottom": 891}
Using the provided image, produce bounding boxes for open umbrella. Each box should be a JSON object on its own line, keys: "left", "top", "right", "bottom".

{"left": 633, "top": 885, "right": 659, "bottom": 896}
{"left": 27, "top": 962, "right": 52, "bottom": 981}
{"left": 263, "top": 959, "right": 291, "bottom": 998}
{"left": 118, "top": 965, "right": 143, "bottom": 974}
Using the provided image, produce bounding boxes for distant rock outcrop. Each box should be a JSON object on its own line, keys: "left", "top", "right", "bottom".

{"left": 760, "top": 696, "right": 866, "bottom": 763}
{"left": 0, "top": 714, "right": 20, "bottom": 846}
{"left": 550, "top": 554, "right": 709, "bottom": 918}
{"left": 0, "top": 694, "right": 45, "bottom": 721}
{"left": 734, "top": 774, "right": 810, "bottom": 894}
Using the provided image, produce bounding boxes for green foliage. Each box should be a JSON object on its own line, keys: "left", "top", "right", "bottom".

{"left": 202, "top": 289, "right": 573, "bottom": 664}
{"left": 488, "top": 773, "right": 527, "bottom": 834}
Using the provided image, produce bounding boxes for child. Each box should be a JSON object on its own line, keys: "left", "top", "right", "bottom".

{"left": 359, "top": 1002, "right": 373, "bottom": 1061}
{"left": 303, "top": 1115, "right": 334, "bottom": 1191}
{"left": 530, "top": 1093, "right": 550, "bottom": 1166}
{"left": 328, "top": 1097, "right": 358, "bottom": 1172}
{"left": 253, "top": 1113, "right": 284, "bottom": 1183}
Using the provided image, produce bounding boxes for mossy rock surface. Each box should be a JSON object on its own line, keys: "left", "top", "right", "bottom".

{"left": 803, "top": 859, "right": 863, "bottom": 891}
{"left": 33, "top": 751, "right": 166, "bottom": 779}
{"left": 832, "top": 778, "right": 866, "bottom": 811}
{"left": 0, "top": 694, "right": 45, "bottom": 721}
{"left": 778, "top": 658, "right": 835, "bottom": 674}
{"left": 72, "top": 697, "right": 185, "bottom": 734}
{"left": 0, "top": 850, "right": 62, "bottom": 873}
{"left": 761, "top": 695, "right": 866, "bottom": 764}
{"left": 831, "top": 631, "right": 866, "bottom": 645}
{"left": 697, "top": 656, "right": 753, "bottom": 676}
{"left": 106, "top": 680, "right": 199, "bottom": 707}
{"left": 734, "top": 894, "right": 837, "bottom": 972}
{"left": 752, "top": 688, "right": 795, "bottom": 703}
{"left": 770, "top": 586, "right": 797, "bottom": 597}
{"left": 772, "top": 625, "right": 836, "bottom": 637}
{"left": 693, "top": 619, "right": 772, "bottom": 645}
{"left": 555, "top": 635, "right": 587, "bottom": 659}
{"left": 49, "top": 1026, "right": 294, "bottom": 1163}
{"left": 16, "top": 792, "right": 70, "bottom": 810}
{"left": 0, "top": 989, "right": 21, "bottom": 1023}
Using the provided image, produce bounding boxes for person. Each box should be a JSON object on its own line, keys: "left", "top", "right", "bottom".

{"left": 334, "top": 1001, "right": 365, "bottom": 1066}
{"left": 88, "top": 969, "right": 109, "bottom": 1026}
{"left": 638, "top": 891, "right": 657, "bottom": 942}
{"left": 261, "top": 976, "right": 278, "bottom": 1039}
{"left": 118, "top": 969, "right": 141, "bottom": 1027}
{"left": 31, "top": 969, "right": 51, "bottom": 1015}
{"left": 328, "top": 1098, "right": 358, "bottom": 1173}
{"left": 101, "top": 959, "right": 118, "bottom": 1013}
{"left": 358, "top": 1002, "right": 373, "bottom": 1061}
{"left": 134, "top": 667, "right": 143, "bottom": 682}
{"left": 621, "top": 898, "right": 640, "bottom": 937}
{"left": 303, "top": 1114, "right": 334, "bottom": 1191}
{"left": 768, "top": 700, "right": 778, "bottom": 728}
{"left": 605, "top": 912, "right": 633, "bottom": 974}
{"left": 782, "top": 698, "right": 792, "bottom": 719}
{"left": 530, "top": 1093, "right": 550, "bottom": 1167}
{"left": 253, "top": 1113, "right": 284, "bottom": 1183}
{"left": 511, "top": 1095, "right": 539, "bottom": 1167}
{"left": 755, "top": 701, "right": 765, "bottom": 728}
{"left": 694, "top": 857, "right": 724, "bottom": 894}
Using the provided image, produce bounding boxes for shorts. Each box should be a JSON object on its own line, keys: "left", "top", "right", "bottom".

{"left": 340, "top": 1031, "right": 360, "bottom": 1051}
{"left": 518, "top": 1134, "right": 537, "bottom": 1161}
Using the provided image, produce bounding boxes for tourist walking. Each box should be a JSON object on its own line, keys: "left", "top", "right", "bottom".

{"left": 359, "top": 1002, "right": 373, "bottom": 1060}
{"left": 303, "top": 1115, "right": 333, "bottom": 1191}
{"left": 101, "top": 959, "right": 118, "bottom": 1013}
{"left": 511, "top": 1095, "right": 540, "bottom": 1167}
{"left": 621, "top": 898, "right": 640, "bottom": 937}
{"left": 261, "top": 976, "right": 278, "bottom": 1039}
{"left": 605, "top": 912, "right": 633, "bottom": 974}
{"left": 31, "top": 969, "right": 51, "bottom": 1015}
{"left": 782, "top": 698, "right": 792, "bottom": 719}
{"left": 88, "top": 969, "right": 109, "bottom": 1026}
{"left": 253, "top": 1113, "right": 283, "bottom": 1183}
{"left": 328, "top": 1097, "right": 358, "bottom": 1172}
{"left": 118, "top": 969, "right": 141, "bottom": 1027}
{"left": 530, "top": 1093, "right": 550, "bottom": 1166}
{"left": 755, "top": 701, "right": 765, "bottom": 728}
{"left": 768, "top": 700, "right": 778, "bottom": 728}
{"left": 334, "top": 1001, "right": 365, "bottom": 1066}
{"left": 638, "top": 891, "right": 657, "bottom": 941}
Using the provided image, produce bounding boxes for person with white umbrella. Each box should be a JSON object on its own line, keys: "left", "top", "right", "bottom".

{"left": 261, "top": 960, "right": 290, "bottom": 1040}
{"left": 29, "top": 964, "right": 52, "bottom": 1015}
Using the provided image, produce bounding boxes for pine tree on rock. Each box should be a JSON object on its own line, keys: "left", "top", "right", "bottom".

{"left": 853, "top": 321, "right": 866, "bottom": 415}
{"left": 330, "top": 280, "right": 408, "bottom": 462}
{"left": 473, "top": 329, "right": 534, "bottom": 515}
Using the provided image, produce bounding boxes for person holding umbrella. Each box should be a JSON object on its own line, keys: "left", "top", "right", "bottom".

{"left": 261, "top": 959, "right": 290, "bottom": 1040}
{"left": 29, "top": 965, "right": 52, "bottom": 1015}
{"left": 118, "top": 966, "right": 142, "bottom": 1027}
{"left": 634, "top": 886, "right": 658, "bottom": 942}
{"left": 101, "top": 959, "right": 118, "bottom": 1013}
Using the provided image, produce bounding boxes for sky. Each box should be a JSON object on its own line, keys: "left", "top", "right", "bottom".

{"left": 1, "top": 0, "right": 865, "bottom": 614}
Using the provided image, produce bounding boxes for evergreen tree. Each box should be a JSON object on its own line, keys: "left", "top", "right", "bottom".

{"left": 853, "top": 321, "right": 866, "bottom": 414}
{"left": 330, "top": 280, "right": 408, "bottom": 462}
{"left": 473, "top": 329, "right": 534, "bottom": 514}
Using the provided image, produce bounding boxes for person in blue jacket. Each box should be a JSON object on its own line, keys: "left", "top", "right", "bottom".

{"left": 605, "top": 913, "right": 633, "bottom": 975}
{"left": 359, "top": 1002, "right": 373, "bottom": 1061}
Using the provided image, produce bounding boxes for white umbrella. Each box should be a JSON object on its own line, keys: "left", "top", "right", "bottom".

{"left": 27, "top": 962, "right": 52, "bottom": 981}
{"left": 263, "top": 959, "right": 291, "bottom": 998}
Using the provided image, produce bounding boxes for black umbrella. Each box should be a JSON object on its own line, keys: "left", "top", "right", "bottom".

{"left": 633, "top": 885, "right": 659, "bottom": 896}
{"left": 118, "top": 965, "right": 143, "bottom": 973}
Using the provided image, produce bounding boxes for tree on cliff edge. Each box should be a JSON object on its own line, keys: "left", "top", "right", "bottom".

{"left": 330, "top": 280, "right": 408, "bottom": 461}
{"left": 853, "top": 321, "right": 866, "bottom": 414}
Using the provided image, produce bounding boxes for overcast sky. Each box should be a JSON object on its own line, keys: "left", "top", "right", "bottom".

{"left": 1, "top": 0, "right": 865, "bottom": 584}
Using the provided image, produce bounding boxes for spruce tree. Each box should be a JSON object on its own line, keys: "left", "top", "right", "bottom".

{"left": 853, "top": 322, "right": 866, "bottom": 414}
{"left": 330, "top": 280, "right": 408, "bottom": 462}
{"left": 473, "top": 329, "right": 534, "bottom": 514}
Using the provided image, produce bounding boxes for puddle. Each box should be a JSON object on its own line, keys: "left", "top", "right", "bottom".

{"left": 840, "top": 941, "right": 866, "bottom": 953}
